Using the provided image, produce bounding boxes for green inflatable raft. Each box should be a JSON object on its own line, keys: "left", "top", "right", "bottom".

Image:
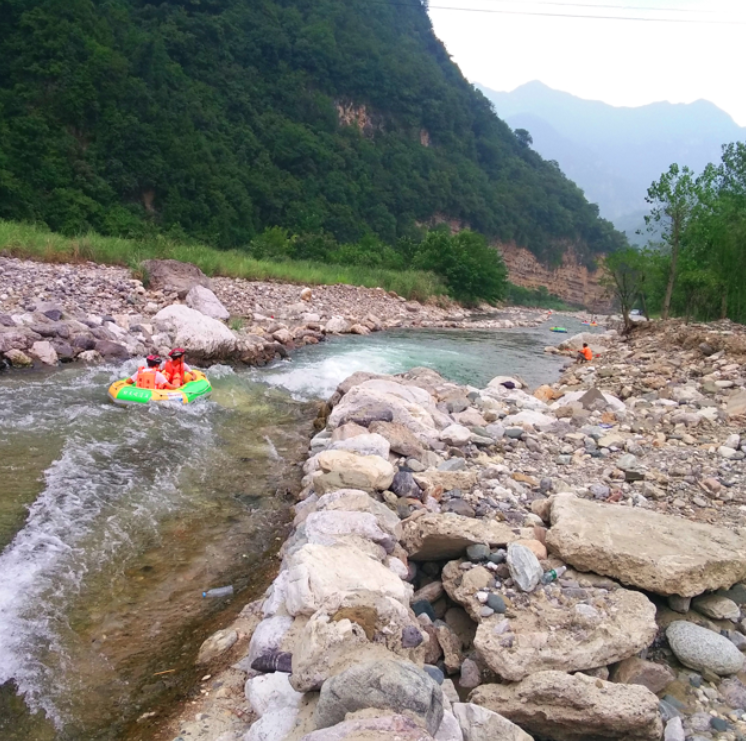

{"left": 108, "top": 370, "right": 212, "bottom": 406}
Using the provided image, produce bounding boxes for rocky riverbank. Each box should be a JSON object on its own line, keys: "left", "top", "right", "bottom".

{"left": 0, "top": 256, "right": 562, "bottom": 369}
{"left": 152, "top": 319, "right": 746, "bottom": 741}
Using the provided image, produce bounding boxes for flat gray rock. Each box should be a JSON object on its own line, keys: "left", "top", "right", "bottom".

{"left": 547, "top": 496, "right": 746, "bottom": 597}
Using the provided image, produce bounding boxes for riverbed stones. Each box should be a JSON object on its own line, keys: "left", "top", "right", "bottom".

{"left": 666, "top": 621, "right": 745, "bottom": 675}
{"left": 313, "top": 659, "right": 444, "bottom": 735}
{"left": 471, "top": 670, "right": 663, "bottom": 741}
{"left": 473, "top": 582, "right": 657, "bottom": 681}
{"left": 440, "top": 424, "right": 472, "bottom": 447}
{"left": 452, "top": 703, "right": 533, "bottom": 741}
{"left": 506, "top": 543, "right": 543, "bottom": 593}
{"left": 284, "top": 544, "right": 412, "bottom": 617}
{"left": 154, "top": 304, "right": 237, "bottom": 358}
{"left": 402, "top": 513, "right": 517, "bottom": 561}
{"left": 312, "top": 450, "right": 394, "bottom": 494}
{"left": 547, "top": 495, "right": 746, "bottom": 596}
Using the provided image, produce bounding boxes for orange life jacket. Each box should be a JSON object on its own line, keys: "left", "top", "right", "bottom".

{"left": 136, "top": 367, "right": 158, "bottom": 389}
{"left": 164, "top": 359, "right": 186, "bottom": 387}
{"left": 582, "top": 346, "right": 593, "bottom": 361}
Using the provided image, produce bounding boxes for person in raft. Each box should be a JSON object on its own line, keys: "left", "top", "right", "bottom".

{"left": 163, "top": 348, "right": 194, "bottom": 388}
{"left": 577, "top": 343, "right": 593, "bottom": 363}
{"left": 125, "top": 355, "right": 177, "bottom": 390}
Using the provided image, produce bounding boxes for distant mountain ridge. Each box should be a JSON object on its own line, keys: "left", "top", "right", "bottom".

{"left": 476, "top": 81, "right": 746, "bottom": 240}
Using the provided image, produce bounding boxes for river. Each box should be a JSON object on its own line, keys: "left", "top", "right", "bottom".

{"left": 0, "top": 321, "right": 589, "bottom": 740}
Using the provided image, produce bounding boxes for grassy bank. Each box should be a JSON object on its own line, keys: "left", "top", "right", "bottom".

{"left": 506, "top": 282, "right": 580, "bottom": 312}
{"left": 0, "top": 221, "right": 447, "bottom": 303}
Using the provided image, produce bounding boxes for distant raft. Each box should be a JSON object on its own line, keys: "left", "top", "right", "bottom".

{"left": 108, "top": 370, "right": 212, "bottom": 406}
{"left": 549, "top": 327, "right": 568, "bottom": 333}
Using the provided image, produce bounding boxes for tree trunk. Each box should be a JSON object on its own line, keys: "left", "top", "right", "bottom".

{"left": 639, "top": 292, "right": 650, "bottom": 321}
{"left": 661, "top": 219, "right": 681, "bottom": 321}
{"left": 721, "top": 291, "right": 728, "bottom": 320}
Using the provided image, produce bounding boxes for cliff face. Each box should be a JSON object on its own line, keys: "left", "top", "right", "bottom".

{"left": 498, "top": 243, "right": 611, "bottom": 310}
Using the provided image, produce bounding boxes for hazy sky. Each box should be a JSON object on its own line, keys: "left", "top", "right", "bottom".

{"left": 428, "top": 0, "right": 746, "bottom": 126}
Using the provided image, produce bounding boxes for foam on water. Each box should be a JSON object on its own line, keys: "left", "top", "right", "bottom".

{"left": 0, "top": 365, "right": 218, "bottom": 726}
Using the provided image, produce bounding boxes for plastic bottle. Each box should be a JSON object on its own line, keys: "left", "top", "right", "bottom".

{"left": 540, "top": 566, "right": 567, "bottom": 585}
{"left": 202, "top": 585, "right": 234, "bottom": 599}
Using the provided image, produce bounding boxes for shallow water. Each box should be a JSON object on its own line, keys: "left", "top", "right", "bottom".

{"left": 0, "top": 321, "right": 594, "bottom": 739}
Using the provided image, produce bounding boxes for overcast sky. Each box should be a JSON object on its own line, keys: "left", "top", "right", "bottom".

{"left": 428, "top": 0, "right": 746, "bottom": 126}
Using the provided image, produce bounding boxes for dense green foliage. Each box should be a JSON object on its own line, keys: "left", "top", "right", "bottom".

{"left": 607, "top": 142, "right": 746, "bottom": 324}
{"left": 0, "top": 0, "right": 625, "bottom": 278}
{"left": 506, "top": 283, "right": 578, "bottom": 311}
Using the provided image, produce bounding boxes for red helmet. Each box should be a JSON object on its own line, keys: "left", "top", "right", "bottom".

{"left": 146, "top": 355, "right": 162, "bottom": 367}
{"left": 169, "top": 348, "right": 186, "bottom": 358}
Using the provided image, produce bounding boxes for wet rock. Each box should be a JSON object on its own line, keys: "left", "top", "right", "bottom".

{"left": 29, "top": 340, "right": 58, "bottom": 365}
{"left": 196, "top": 628, "right": 238, "bottom": 664}
{"left": 666, "top": 621, "right": 745, "bottom": 676}
{"left": 452, "top": 703, "right": 533, "bottom": 741}
{"left": 401, "top": 514, "right": 516, "bottom": 561}
{"left": 314, "top": 659, "right": 444, "bottom": 735}
{"left": 471, "top": 670, "right": 662, "bottom": 741}
{"left": 506, "top": 543, "right": 543, "bottom": 593}
{"left": 547, "top": 496, "right": 746, "bottom": 597}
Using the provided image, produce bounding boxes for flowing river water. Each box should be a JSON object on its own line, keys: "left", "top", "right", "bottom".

{"left": 0, "top": 321, "right": 590, "bottom": 740}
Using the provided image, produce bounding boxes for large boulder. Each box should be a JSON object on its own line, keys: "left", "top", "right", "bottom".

{"left": 141, "top": 259, "right": 210, "bottom": 298}
{"left": 300, "top": 715, "right": 434, "bottom": 741}
{"left": 402, "top": 513, "right": 517, "bottom": 561}
{"left": 28, "top": 340, "right": 58, "bottom": 365}
{"left": 309, "top": 489, "right": 402, "bottom": 540}
{"left": 452, "top": 703, "right": 533, "bottom": 741}
{"left": 546, "top": 496, "right": 746, "bottom": 597}
{"left": 185, "top": 284, "right": 230, "bottom": 321}
{"left": 473, "top": 583, "right": 657, "bottom": 681}
{"left": 290, "top": 591, "right": 425, "bottom": 692}
{"left": 666, "top": 621, "right": 744, "bottom": 676}
{"left": 471, "top": 671, "right": 662, "bottom": 741}
{"left": 154, "top": 304, "right": 237, "bottom": 359}
{"left": 298, "top": 510, "right": 396, "bottom": 554}
{"left": 284, "top": 544, "right": 412, "bottom": 617}
{"left": 312, "top": 450, "right": 395, "bottom": 494}
{"left": 314, "top": 659, "right": 444, "bottom": 736}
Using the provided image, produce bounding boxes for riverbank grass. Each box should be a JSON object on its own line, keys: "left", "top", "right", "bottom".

{"left": 0, "top": 220, "right": 447, "bottom": 302}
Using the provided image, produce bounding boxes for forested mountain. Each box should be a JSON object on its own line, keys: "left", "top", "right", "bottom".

{"left": 0, "top": 0, "right": 624, "bottom": 266}
{"left": 478, "top": 81, "right": 746, "bottom": 242}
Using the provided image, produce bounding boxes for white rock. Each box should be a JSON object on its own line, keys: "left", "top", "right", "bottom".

{"left": 29, "top": 340, "right": 58, "bottom": 365}
{"left": 303, "top": 510, "right": 394, "bottom": 552}
{"left": 506, "top": 543, "right": 543, "bottom": 592}
{"left": 503, "top": 410, "right": 556, "bottom": 428}
{"left": 718, "top": 446, "right": 738, "bottom": 459}
{"left": 325, "top": 316, "right": 349, "bottom": 334}
{"left": 154, "top": 304, "right": 236, "bottom": 358}
{"left": 245, "top": 672, "right": 304, "bottom": 718}
{"left": 284, "top": 544, "right": 413, "bottom": 616}
{"left": 440, "top": 424, "right": 473, "bottom": 447}
{"left": 435, "top": 710, "right": 466, "bottom": 741}
{"left": 244, "top": 707, "right": 300, "bottom": 741}
{"left": 328, "top": 433, "right": 390, "bottom": 459}
{"left": 313, "top": 450, "right": 395, "bottom": 493}
{"left": 247, "top": 615, "right": 294, "bottom": 667}
{"left": 186, "top": 285, "right": 230, "bottom": 320}
{"left": 453, "top": 703, "right": 533, "bottom": 741}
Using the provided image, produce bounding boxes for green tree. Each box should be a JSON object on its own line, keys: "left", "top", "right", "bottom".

{"left": 644, "top": 164, "right": 699, "bottom": 320}
{"left": 601, "top": 248, "right": 648, "bottom": 332}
